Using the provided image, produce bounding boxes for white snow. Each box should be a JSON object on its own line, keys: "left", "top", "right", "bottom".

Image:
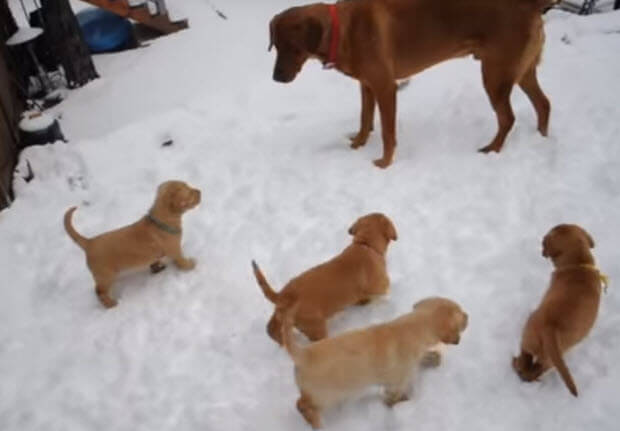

{"left": 2, "top": 1, "right": 620, "bottom": 430}
{"left": 19, "top": 111, "right": 56, "bottom": 132}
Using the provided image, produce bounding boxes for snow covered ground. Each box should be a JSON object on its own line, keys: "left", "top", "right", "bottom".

{"left": 2, "top": 1, "right": 620, "bottom": 430}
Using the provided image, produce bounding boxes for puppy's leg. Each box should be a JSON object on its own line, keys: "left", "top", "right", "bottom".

{"left": 372, "top": 81, "right": 397, "bottom": 168}
{"left": 298, "top": 319, "right": 327, "bottom": 342}
{"left": 518, "top": 65, "right": 550, "bottom": 137}
{"left": 384, "top": 371, "right": 413, "bottom": 407}
{"left": 150, "top": 260, "right": 167, "bottom": 274}
{"left": 93, "top": 273, "right": 117, "bottom": 308}
{"left": 166, "top": 244, "right": 196, "bottom": 271}
{"left": 478, "top": 61, "right": 516, "bottom": 153}
{"left": 356, "top": 298, "right": 371, "bottom": 306}
{"left": 297, "top": 392, "right": 322, "bottom": 429}
{"left": 420, "top": 350, "right": 442, "bottom": 368}
{"left": 512, "top": 350, "right": 547, "bottom": 382}
{"left": 350, "top": 83, "right": 376, "bottom": 149}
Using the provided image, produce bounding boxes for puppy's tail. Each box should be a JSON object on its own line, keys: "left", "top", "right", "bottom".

{"left": 281, "top": 302, "right": 303, "bottom": 364}
{"left": 64, "top": 207, "right": 89, "bottom": 250}
{"left": 542, "top": 329, "right": 578, "bottom": 397}
{"left": 251, "top": 260, "right": 279, "bottom": 303}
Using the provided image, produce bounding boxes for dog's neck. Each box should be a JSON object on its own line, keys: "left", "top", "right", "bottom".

{"left": 551, "top": 248, "right": 595, "bottom": 271}
{"left": 147, "top": 202, "right": 183, "bottom": 233}
{"left": 352, "top": 236, "right": 387, "bottom": 257}
{"left": 314, "top": 2, "right": 351, "bottom": 72}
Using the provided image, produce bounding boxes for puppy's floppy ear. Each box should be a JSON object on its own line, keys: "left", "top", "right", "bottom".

{"left": 268, "top": 16, "right": 277, "bottom": 51}
{"left": 304, "top": 17, "right": 323, "bottom": 53}
{"left": 542, "top": 234, "right": 561, "bottom": 258}
{"left": 383, "top": 217, "right": 398, "bottom": 241}
{"left": 170, "top": 188, "right": 192, "bottom": 213}
{"left": 582, "top": 229, "right": 595, "bottom": 249}
{"left": 348, "top": 219, "right": 359, "bottom": 236}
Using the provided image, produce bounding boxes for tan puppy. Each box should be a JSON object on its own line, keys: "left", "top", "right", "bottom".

{"left": 282, "top": 297, "right": 468, "bottom": 428}
{"left": 252, "top": 212, "right": 397, "bottom": 344}
{"left": 269, "top": 0, "right": 554, "bottom": 168}
{"left": 64, "top": 180, "right": 201, "bottom": 308}
{"left": 512, "top": 224, "right": 606, "bottom": 396}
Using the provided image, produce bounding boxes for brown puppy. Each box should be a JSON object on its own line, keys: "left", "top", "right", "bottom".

{"left": 64, "top": 180, "right": 201, "bottom": 308}
{"left": 282, "top": 297, "right": 468, "bottom": 428}
{"left": 269, "top": 0, "right": 553, "bottom": 168}
{"left": 512, "top": 224, "right": 606, "bottom": 396}
{"left": 252, "top": 212, "right": 397, "bottom": 344}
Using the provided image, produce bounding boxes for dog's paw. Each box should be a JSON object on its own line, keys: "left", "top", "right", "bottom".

{"left": 421, "top": 350, "right": 442, "bottom": 368}
{"left": 150, "top": 261, "right": 167, "bottom": 274}
{"left": 176, "top": 258, "right": 196, "bottom": 271}
{"left": 349, "top": 132, "right": 369, "bottom": 149}
{"left": 373, "top": 158, "right": 392, "bottom": 169}
{"left": 384, "top": 392, "right": 409, "bottom": 408}
{"left": 99, "top": 297, "right": 118, "bottom": 309}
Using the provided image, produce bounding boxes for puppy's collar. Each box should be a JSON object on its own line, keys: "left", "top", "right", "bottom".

{"left": 323, "top": 4, "right": 340, "bottom": 69}
{"left": 146, "top": 213, "right": 181, "bottom": 235}
{"left": 556, "top": 264, "right": 609, "bottom": 293}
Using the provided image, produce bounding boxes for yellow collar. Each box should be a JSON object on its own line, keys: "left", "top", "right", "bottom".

{"left": 559, "top": 264, "right": 610, "bottom": 293}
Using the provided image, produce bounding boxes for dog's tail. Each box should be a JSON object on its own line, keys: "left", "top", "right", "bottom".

{"left": 251, "top": 260, "right": 279, "bottom": 303}
{"left": 281, "top": 302, "right": 303, "bottom": 365}
{"left": 64, "top": 207, "right": 89, "bottom": 250}
{"left": 542, "top": 329, "right": 578, "bottom": 397}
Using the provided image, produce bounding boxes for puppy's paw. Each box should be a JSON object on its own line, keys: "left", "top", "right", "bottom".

{"left": 384, "top": 392, "right": 409, "bottom": 408}
{"left": 421, "top": 350, "right": 442, "bottom": 368}
{"left": 349, "top": 132, "right": 369, "bottom": 149}
{"left": 99, "top": 296, "right": 118, "bottom": 309}
{"left": 150, "top": 261, "right": 167, "bottom": 274}
{"left": 175, "top": 257, "right": 196, "bottom": 271}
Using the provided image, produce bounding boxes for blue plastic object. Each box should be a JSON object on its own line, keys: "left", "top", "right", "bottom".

{"left": 76, "top": 8, "right": 132, "bottom": 53}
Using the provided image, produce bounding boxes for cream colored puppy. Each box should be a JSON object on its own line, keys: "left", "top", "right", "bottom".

{"left": 281, "top": 297, "right": 468, "bottom": 428}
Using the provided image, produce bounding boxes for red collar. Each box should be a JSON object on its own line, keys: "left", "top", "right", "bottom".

{"left": 324, "top": 4, "right": 340, "bottom": 69}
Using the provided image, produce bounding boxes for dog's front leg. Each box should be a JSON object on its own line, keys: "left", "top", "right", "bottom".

{"left": 350, "top": 83, "right": 376, "bottom": 149}
{"left": 167, "top": 244, "right": 196, "bottom": 271}
{"left": 373, "top": 81, "right": 397, "bottom": 168}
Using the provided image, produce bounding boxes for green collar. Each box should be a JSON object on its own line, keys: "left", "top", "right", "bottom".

{"left": 146, "top": 213, "right": 181, "bottom": 235}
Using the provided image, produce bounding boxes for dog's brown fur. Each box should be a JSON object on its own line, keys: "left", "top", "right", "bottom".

{"left": 64, "top": 180, "right": 201, "bottom": 308}
{"left": 282, "top": 297, "right": 468, "bottom": 428}
{"left": 269, "top": 0, "right": 553, "bottom": 167}
{"left": 252, "top": 213, "right": 397, "bottom": 344}
{"left": 512, "top": 224, "right": 603, "bottom": 397}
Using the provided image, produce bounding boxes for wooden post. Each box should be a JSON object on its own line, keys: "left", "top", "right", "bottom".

{"left": 40, "top": 0, "right": 99, "bottom": 88}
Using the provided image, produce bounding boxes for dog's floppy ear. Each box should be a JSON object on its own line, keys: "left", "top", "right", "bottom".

{"left": 383, "top": 217, "right": 398, "bottom": 241}
{"left": 542, "top": 234, "right": 561, "bottom": 258}
{"left": 169, "top": 187, "right": 192, "bottom": 213}
{"left": 304, "top": 17, "right": 323, "bottom": 53}
{"left": 268, "top": 16, "right": 277, "bottom": 51}
{"left": 582, "top": 229, "right": 595, "bottom": 249}
{"left": 348, "top": 218, "right": 360, "bottom": 236}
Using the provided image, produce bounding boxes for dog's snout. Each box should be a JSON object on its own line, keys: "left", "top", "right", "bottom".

{"left": 273, "top": 67, "right": 286, "bottom": 82}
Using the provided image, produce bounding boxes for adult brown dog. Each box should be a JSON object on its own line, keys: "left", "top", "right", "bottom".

{"left": 512, "top": 224, "right": 606, "bottom": 396}
{"left": 64, "top": 180, "right": 201, "bottom": 308}
{"left": 282, "top": 297, "right": 468, "bottom": 428}
{"left": 252, "top": 212, "right": 397, "bottom": 344}
{"left": 269, "top": 0, "right": 554, "bottom": 168}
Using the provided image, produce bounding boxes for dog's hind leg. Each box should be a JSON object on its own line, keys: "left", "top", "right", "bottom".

{"left": 519, "top": 65, "right": 550, "bottom": 137}
{"left": 350, "top": 83, "right": 376, "bottom": 149}
{"left": 93, "top": 273, "right": 117, "bottom": 308}
{"left": 298, "top": 319, "right": 327, "bottom": 342}
{"left": 512, "top": 350, "right": 547, "bottom": 382}
{"left": 297, "top": 392, "right": 322, "bottom": 429}
{"left": 372, "top": 81, "right": 398, "bottom": 168}
{"left": 478, "top": 61, "right": 516, "bottom": 153}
